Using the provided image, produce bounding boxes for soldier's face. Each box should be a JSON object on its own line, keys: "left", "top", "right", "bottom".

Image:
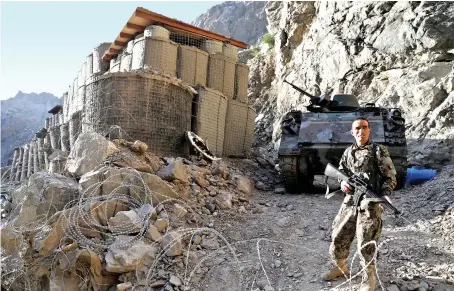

{"left": 351, "top": 120, "right": 370, "bottom": 145}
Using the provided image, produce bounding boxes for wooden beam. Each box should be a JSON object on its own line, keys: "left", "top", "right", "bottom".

{"left": 109, "top": 48, "right": 120, "bottom": 54}
{"left": 120, "top": 32, "right": 134, "bottom": 39}
{"left": 134, "top": 8, "right": 247, "bottom": 49}
{"left": 126, "top": 22, "right": 146, "bottom": 30}
{"left": 114, "top": 40, "right": 126, "bottom": 46}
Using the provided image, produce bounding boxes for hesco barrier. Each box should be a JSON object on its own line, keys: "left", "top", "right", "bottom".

{"left": 93, "top": 42, "right": 111, "bottom": 75}
{"left": 60, "top": 123, "right": 70, "bottom": 152}
{"left": 77, "top": 85, "right": 86, "bottom": 113}
{"left": 193, "top": 86, "right": 227, "bottom": 157}
{"left": 178, "top": 45, "right": 208, "bottom": 86}
{"left": 144, "top": 25, "right": 170, "bottom": 39}
{"left": 132, "top": 36, "right": 178, "bottom": 77}
{"left": 86, "top": 53, "right": 93, "bottom": 81}
{"left": 203, "top": 40, "right": 223, "bottom": 54}
{"left": 49, "top": 127, "right": 61, "bottom": 151}
{"left": 235, "top": 63, "right": 249, "bottom": 103}
{"left": 223, "top": 100, "right": 256, "bottom": 157}
{"left": 69, "top": 111, "right": 82, "bottom": 150}
{"left": 83, "top": 71, "right": 195, "bottom": 157}
{"left": 15, "top": 148, "right": 24, "bottom": 181}
{"left": 120, "top": 53, "right": 132, "bottom": 72}
{"left": 37, "top": 138, "right": 45, "bottom": 171}
{"left": 20, "top": 145, "right": 29, "bottom": 180}
{"left": 207, "top": 53, "right": 236, "bottom": 99}
{"left": 223, "top": 43, "right": 239, "bottom": 62}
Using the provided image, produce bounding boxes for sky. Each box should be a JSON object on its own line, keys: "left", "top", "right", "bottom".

{"left": 0, "top": 1, "right": 222, "bottom": 100}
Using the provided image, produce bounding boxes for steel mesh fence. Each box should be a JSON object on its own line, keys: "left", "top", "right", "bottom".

{"left": 83, "top": 71, "right": 194, "bottom": 157}
{"left": 192, "top": 86, "right": 228, "bottom": 156}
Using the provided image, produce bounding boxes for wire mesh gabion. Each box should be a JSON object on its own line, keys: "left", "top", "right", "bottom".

{"left": 207, "top": 53, "right": 236, "bottom": 100}
{"left": 60, "top": 123, "right": 70, "bottom": 152}
{"left": 223, "top": 100, "right": 256, "bottom": 157}
{"left": 83, "top": 71, "right": 195, "bottom": 157}
{"left": 69, "top": 111, "right": 82, "bottom": 150}
{"left": 131, "top": 35, "right": 178, "bottom": 77}
{"left": 193, "top": 86, "right": 228, "bottom": 157}
{"left": 202, "top": 39, "right": 223, "bottom": 54}
{"left": 131, "top": 33, "right": 145, "bottom": 70}
{"left": 223, "top": 43, "right": 239, "bottom": 62}
{"left": 144, "top": 25, "right": 170, "bottom": 40}
{"left": 177, "top": 45, "right": 208, "bottom": 86}
{"left": 93, "top": 42, "right": 111, "bottom": 75}
{"left": 120, "top": 52, "right": 132, "bottom": 72}
{"left": 86, "top": 53, "right": 94, "bottom": 81}
{"left": 49, "top": 126, "right": 61, "bottom": 151}
{"left": 234, "top": 63, "right": 249, "bottom": 103}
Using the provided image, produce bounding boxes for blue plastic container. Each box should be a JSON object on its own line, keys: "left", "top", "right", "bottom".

{"left": 404, "top": 166, "right": 437, "bottom": 188}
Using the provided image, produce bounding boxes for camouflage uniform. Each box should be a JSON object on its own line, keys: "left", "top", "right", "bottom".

{"left": 329, "top": 140, "right": 397, "bottom": 266}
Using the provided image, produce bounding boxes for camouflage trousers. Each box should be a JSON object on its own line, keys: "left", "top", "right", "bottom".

{"left": 329, "top": 194, "right": 383, "bottom": 266}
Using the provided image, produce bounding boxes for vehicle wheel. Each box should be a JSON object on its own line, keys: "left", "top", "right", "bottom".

{"left": 279, "top": 156, "right": 314, "bottom": 194}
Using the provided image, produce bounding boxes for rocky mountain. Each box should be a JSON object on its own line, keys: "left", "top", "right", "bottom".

{"left": 247, "top": 1, "right": 454, "bottom": 168}
{"left": 1, "top": 92, "right": 62, "bottom": 166}
{"left": 192, "top": 1, "right": 268, "bottom": 46}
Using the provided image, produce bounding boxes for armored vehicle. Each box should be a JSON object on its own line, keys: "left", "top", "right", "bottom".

{"left": 279, "top": 80, "right": 408, "bottom": 193}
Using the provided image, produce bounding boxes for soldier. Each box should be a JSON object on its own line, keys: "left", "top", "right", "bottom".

{"left": 321, "top": 117, "right": 397, "bottom": 291}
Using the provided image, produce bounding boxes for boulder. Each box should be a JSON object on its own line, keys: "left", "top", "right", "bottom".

{"left": 161, "top": 231, "right": 183, "bottom": 257}
{"left": 237, "top": 176, "right": 253, "bottom": 200}
{"left": 130, "top": 140, "right": 148, "bottom": 154}
{"left": 14, "top": 172, "right": 79, "bottom": 229}
{"left": 156, "top": 159, "right": 189, "bottom": 184}
{"left": 65, "top": 132, "right": 119, "bottom": 178}
{"left": 105, "top": 236, "right": 157, "bottom": 273}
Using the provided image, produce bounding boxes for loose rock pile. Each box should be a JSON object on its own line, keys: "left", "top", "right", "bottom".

{"left": 0, "top": 132, "right": 279, "bottom": 291}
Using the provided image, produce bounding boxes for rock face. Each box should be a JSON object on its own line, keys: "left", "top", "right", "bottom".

{"left": 248, "top": 1, "right": 454, "bottom": 167}
{"left": 0, "top": 91, "right": 62, "bottom": 166}
{"left": 192, "top": 1, "right": 268, "bottom": 46}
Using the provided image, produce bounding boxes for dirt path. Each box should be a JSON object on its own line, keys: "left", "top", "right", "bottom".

{"left": 195, "top": 172, "right": 454, "bottom": 291}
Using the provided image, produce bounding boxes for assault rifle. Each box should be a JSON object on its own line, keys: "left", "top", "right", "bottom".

{"left": 324, "top": 163, "right": 402, "bottom": 216}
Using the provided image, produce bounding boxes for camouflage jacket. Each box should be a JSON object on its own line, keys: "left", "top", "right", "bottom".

{"left": 339, "top": 140, "right": 397, "bottom": 195}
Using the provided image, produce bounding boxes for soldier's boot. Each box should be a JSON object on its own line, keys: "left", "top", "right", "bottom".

{"left": 359, "top": 265, "right": 376, "bottom": 291}
{"left": 321, "top": 259, "right": 349, "bottom": 281}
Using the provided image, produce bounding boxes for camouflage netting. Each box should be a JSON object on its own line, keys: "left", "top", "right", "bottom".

{"left": 92, "top": 42, "right": 111, "bottom": 75}
{"left": 193, "top": 86, "right": 228, "bottom": 157}
{"left": 234, "top": 63, "right": 249, "bottom": 103}
{"left": 83, "top": 71, "right": 195, "bottom": 157}
{"left": 177, "top": 45, "right": 208, "bottom": 86}
{"left": 207, "top": 53, "right": 236, "bottom": 99}
{"left": 223, "top": 100, "right": 256, "bottom": 157}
